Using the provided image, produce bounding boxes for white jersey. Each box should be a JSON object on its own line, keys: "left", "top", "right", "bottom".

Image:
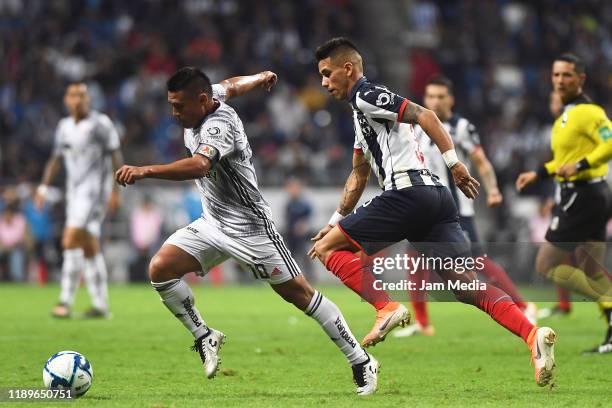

{"left": 415, "top": 114, "right": 480, "bottom": 217}
{"left": 183, "top": 84, "right": 274, "bottom": 237}
{"left": 53, "top": 110, "right": 120, "bottom": 200}
{"left": 350, "top": 77, "right": 441, "bottom": 191}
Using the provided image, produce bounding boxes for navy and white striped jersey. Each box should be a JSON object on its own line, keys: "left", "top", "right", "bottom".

{"left": 183, "top": 84, "right": 274, "bottom": 237}
{"left": 350, "top": 77, "right": 442, "bottom": 191}
{"left": 415, "top": 114, "right": 481, "bottom": 216}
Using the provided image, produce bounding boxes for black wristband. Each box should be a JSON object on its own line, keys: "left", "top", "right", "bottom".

{"left": 536, "top": 165, "right": 550, "bottom": 179}
{"left": 575, "top": 158, "right": 590, "bottom": 171}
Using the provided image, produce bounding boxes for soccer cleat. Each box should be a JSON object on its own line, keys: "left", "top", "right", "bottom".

{"left": 392, "top": 323, "right": 435, "bottom": 338}
{"left": 352, "top": 353, "right": 379, "bottom": 396}
{"left": 51, "top": 303, "right": 71, "bottom": 318}
{"left": 522, "top": 302, "right": 538, "bottom": 325}
{"left": 361, "top": 302, "right": 411, "bottom": 347}
{"left": 191, "top": 328, "right": 226, "bottom": 379}
{"left": 537, "top": 305, "right": 571, "bottom": 319}
{"left": 528, "top": 327, "right": 556, "bottom": 387}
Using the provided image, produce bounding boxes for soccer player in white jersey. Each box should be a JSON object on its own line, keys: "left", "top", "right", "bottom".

{"left": 35, "top": 82, "right": 123, "bottom": 318}
{"left": 115, "top": 67, "right": 379, "bottom": 396}
{"left": 394, "top": 75, "right": 536, "bottom": 338}
{"left": 309, "top": 38, "right": 556, "bottom": 387}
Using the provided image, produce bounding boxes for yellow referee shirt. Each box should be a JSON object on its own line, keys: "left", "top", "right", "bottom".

{"left": 543, "top": 95, "right": 612, "bottom": 182}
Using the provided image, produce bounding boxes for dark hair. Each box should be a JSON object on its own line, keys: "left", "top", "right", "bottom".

{"left": 426, "top": 75, "right": 454, "bottom": 95}
{"left": 555, "top": 53, "right": 586, "bottom": 74}
{"left": 315, "top": 37, "right": 360, "bottom": 62}
{"left": 167, "top": 67, "right": 212, "bottom": 96}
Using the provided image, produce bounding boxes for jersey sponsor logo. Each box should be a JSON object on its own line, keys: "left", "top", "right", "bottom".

{"left": 206, "top": 126, "right": 221, "bottom": 135}
{"left": 186, "top": 226, "right": 199, "bottom": 234}
{"left": 375, "top": 92, "right": 391, "bottom": 107}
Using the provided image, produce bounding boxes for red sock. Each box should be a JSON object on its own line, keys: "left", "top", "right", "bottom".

{"left": 480, "top": 257, "right": 526, "bottom": 310}
{"left": 408, "top": 265, "right": 430, "bottom": 327}
{"left": 556, "top": 286, "right": 571, "bottom": 311}
{"left": 474, "top": 284, "right": 534, "bottom": 343}
{"left": 325, "top": 250, "right": 390, "bottom": 310}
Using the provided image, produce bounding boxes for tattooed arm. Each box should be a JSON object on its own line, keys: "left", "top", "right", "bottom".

{"left": 399, "top": 101, "right": 479, "bottom": 199}
{"left": 337, "top": 150, "right": 371, "bottom": 216}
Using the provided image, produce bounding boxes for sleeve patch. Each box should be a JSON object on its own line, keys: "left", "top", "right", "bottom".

{"left": 598, "top": 126, "right": 612, "bottom": 142}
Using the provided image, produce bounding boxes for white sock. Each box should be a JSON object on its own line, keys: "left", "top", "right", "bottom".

{"left": 151, "top": 279, "right": 209, "bottom": 339}
{"left": 84, "top": 253, "right": 109, "bottom": 311}
{"left": 59, "top": 248, "right": 85, "bottom": 306}
{"left": 305, "top": 290, "right": 368, "bottom": 365}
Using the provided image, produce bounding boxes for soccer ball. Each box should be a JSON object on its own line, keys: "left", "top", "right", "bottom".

{"left": 42, "top": 351, "right": 93, "bottom": 397}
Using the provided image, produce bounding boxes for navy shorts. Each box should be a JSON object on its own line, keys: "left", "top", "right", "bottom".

{"left": 458, "top": 216, "right": 484, "bottom": 255}
{"left": 338, "top": 186, "right": 470, "bottom": 258}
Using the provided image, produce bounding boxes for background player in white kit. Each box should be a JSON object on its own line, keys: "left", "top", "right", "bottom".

{"left": 35, "top": 82, "right": 123, "bottom": 318}
{"left": 115, "top": 67, "right": 379, "bottom": 396}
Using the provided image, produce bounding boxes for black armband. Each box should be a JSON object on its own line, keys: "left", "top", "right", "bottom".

{"left": 536, "top": 165, "right": 551, "bottom": 179}
{"left": 575, "top": 158, "right": 590, "bottom": 172}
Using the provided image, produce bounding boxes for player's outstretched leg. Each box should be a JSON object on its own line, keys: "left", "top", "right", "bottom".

{"left": 271, "top": 274, "right": 379, "bottom": 396}
{"left": 55, "top": 227, "right": 90, "bottom": 318}
{"left": 313, "top": 228, "right": 410, "bottom": 347}
{"left": 439, "top": 267, "right": 556, "bottom": 386}
{"left": 149, "top": 244, "right": 225, "bottom": 380}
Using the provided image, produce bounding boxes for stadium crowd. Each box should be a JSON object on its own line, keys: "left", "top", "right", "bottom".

{"left": 0, "top": 0, "right": 611, "bottom": 280}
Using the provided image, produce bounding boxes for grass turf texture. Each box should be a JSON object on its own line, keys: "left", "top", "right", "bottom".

{"left": 0, "top": 284, "right": 609, "bottom": 407}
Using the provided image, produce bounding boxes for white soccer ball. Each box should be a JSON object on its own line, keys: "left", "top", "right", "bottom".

{"left": 42, "top": 351, "right": 93, "bottom": 397}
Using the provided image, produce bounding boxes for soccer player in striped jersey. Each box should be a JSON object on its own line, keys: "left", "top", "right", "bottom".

{"left": 394, "top": 75, "right": 537, "bottom": 338}
{"left": 310, "top": 37, "right": 556, "bottom": 386}
{"left": 115, "top": 67, "right": 379, "bottom": 395}
{"left": 35, "top": 82, "right": 123, "bottom": 318}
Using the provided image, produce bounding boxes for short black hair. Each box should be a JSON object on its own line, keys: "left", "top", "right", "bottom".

{"left": 315, "top": 37, "right": 360, "bottom": 62}
{"left": 555, "top": 53, "right": 586, "bottom": 74}
{"left": 426, "top": 75, "right": 454, "bottom": 95}
{"left": 167, "top": 67, "right": 212, "bottom": 97}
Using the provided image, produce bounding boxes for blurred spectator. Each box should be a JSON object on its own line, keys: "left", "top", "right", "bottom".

{"left": 129, "top": 194, "right": 163, "bottom": 281}
{"left": 0, "top": 193, "right": 29, "bottom": 281}
{"left": 22, "top": 187, "right": 53, "bottom": 283}
{"left": 284, "top": 178, "right": 314, "bottom": 281}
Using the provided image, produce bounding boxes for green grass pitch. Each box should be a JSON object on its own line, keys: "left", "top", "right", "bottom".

{"left": 0, "top": 283, "right": 609, "bottom": 407}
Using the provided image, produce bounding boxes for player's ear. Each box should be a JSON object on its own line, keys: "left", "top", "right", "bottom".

{"left": 198, "top": 91, "right": 209, "bottom": 106}
{"left": 344, "top": 61, "right": 353, "bottom": 77}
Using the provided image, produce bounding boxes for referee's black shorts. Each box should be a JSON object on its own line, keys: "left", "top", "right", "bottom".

{"left": 337, "top": 185, "right": 470, "bottom": 258}
{"left": 545, "top": 180, "right": 612, "bottom": 250}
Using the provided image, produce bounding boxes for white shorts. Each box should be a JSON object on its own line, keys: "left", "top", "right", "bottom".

{"left": 65, "top": 192, "right": 108, "bottom": 237}
{"left": 164, "top": 218, "right": 302, "bottom": 285}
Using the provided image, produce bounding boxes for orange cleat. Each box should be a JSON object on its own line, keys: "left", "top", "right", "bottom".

{"left": 361, "top": 302, "right": 411, "bottom": 347}
{"left": 527, "top": 326, "right": 557, "bottom": 387}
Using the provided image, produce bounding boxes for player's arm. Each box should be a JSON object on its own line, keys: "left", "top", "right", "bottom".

{"left": 115, "top": 154, "right": 213, "bottom": 186}
{"left": 309, "top": 151, "right": 370, "bottom": 251}
{"left": 107, "top": 149, "right": 124, "bottom": 213}
{"left": 216, "top": 71, "right": 278, "bottom": 101}
{"left": 469, "top": 147, "right": 502, "bottom": 207}
{"left": 399, "top": 101, "right": 479, "bottom": 199}
{"left": 34, "top": 154, "right": 62, "bottom": 209}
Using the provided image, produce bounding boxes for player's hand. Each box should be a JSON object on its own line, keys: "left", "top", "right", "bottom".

{"left": 486, "top": 188, "right": 503, "bottom": 208}
{"left": 260, "top": 71, "right": 278, "bottom": 92}
{"left": 308, "top": 224, "right": 334, "bottom": 259}
{"left": 450, "top": 162, "right": 480, "bottom": 199}
{"left": 556, "top": 163, "right": 578, "bottom": 179}
{"left": 108, "top": 189, "right": 120, "bottom": 215}
{"left": 515, "top": 171, "right": 537, "bottom": 192}
{"left": 115, "top": 165, "right": 147, "bottom": 186}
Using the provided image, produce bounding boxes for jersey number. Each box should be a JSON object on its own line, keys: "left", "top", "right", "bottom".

{"left": 248, "top": 263, "right": 270, "bottom": 280}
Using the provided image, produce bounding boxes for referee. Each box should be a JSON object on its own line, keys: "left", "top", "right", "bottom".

{"left": 516, "top": 53, "right": 612, "bottom": 354}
